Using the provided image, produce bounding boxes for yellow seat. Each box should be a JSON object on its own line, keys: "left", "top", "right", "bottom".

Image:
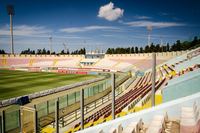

{"left": 119, "top": 111, "right": 127, "bottom": 117}
{"left": 65, "top": 127, "right": 74, "bottom": 133}
{"left": 84, "top": 121, "right": 93, "bottom": 128}
{"left": 2, "top": 59, "right": 7, "bottom": 66}
{"left": 53, "top": 59, "right": 58, "bottom": 66}
{"left": 73, "top": 126, "right": 80, "bottom": 132}
{"left": 133, "top": 106, "right": 142, "bottom": 112}
{"left": 105, "top": 115, "right": 112, "bottom": 121}
{"left": 155, "top": 94, "right": 162, "bottom": 105}
{"left": 29, "top": 59, "right": 34, "bottom": 66}
{"left": 97, "top": 117, "right": 105, "bottom": 124}
{"left": 93, "top": 120, "right": 99, "bottom": 126}
{"left": 172, "top": 71, "right": 176, "bottom": 76}
{"left": 163, "top": 65, "right": 168, "bottom": 69}
{"left": 94, "top": 117, "right": 105, "bottom": 126}
{"left": 41, "top": 126, "right": 55, "bottom": 133}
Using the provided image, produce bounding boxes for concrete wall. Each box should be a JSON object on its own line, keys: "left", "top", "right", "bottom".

{"left": 105, "top": 50, "right": 189, "bottom": 59}
{"left": 0, "top": 54, "right": 84, "bottom": 60}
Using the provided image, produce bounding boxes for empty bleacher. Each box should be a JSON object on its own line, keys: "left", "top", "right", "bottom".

{"left": 1, "top": 49, "right": 200, "bottom": 133}
{"left": 77, "top": 92, "right": 200, "bottom": 133}
{"left": 63, "top": 51, "right": 199, "bottom": 132}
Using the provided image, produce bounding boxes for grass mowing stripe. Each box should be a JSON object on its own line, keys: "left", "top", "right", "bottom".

{"left": 0, "top": 72, "right": 90, "bottom": 82}
{"left": 0, "top": 73, "right": 82, "bottom": 83}
{"left": 0, "top": 75, "right": 94, "bottom": 91}
{"left": 0, "top": 69, "right": 98, "bottom": 100}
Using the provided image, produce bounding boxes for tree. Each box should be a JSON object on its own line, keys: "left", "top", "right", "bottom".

{"left": 47, "top": 50, "right": 50, "bottom": 54}
{"left": 144, "top": 45, "right": 150, "bottom": 53}
{"left": 166, "top": 43, "right": 170, "bottom": 51}
{"left": 162, "top": 45, "right": 167, "bottom": 52}
{"left": 131, "top": 47, "right": 135, "bottom": 53}
{"left": 155, "top": 44, "right": 161, "bottom": 52}
{"left": 191, "top": 36, "right": 198, "bottom": 48}
{"left": 170, "top": 43, "right": 176, "bottom": 51}
{"left": 176, "top": 40, "right": 182, "bottom": 51}
{"left": 37, "top": 49, "right": 42, "bottom": 54}
{"left": 0, "top": 49, "right": 6, "bottom": 54}
{"left": 61, "top": 50, "right": 65, "bottom": 54}
{"left": 150, "top": 43, "right": 155, "bottom": 52}
{"left": 106, "top": 48, "right": 112, "bottom": 54}
{"left": 83, "top": 48, "right": 86, "bottom": 54}
{"left": 135, "top": 47, "right": 138, "bottom": 53}
{"left": 42, "top": 48, "right": 47, "bottom": 54}
{"left": 66, "top": 49, "right": 70, "bottom": 54}
{"left": 127, "top": 47, "right": 131, "bottom": 54}
{"left": 111, "top": 48, "right": 115, "bottom": 54}
{"left": 139, "top": 47, "right": 143, "bottom": 53}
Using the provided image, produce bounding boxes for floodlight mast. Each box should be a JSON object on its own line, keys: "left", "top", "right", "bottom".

{"left": 147, "top": 25, "right": 152, "bottom": 47}
{"left": 63, "top": 43, "right": 67, "bottom": 52}
{"left": 49, "top": 37, "right": 53, "bottom": 54}
{"left": 160, "top": 36, "right": 163, "bottom": 52}
{"left": 7, "top": 5, "right": 15, "bottom": 54}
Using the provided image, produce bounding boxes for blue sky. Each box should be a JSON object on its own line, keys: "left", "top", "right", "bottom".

{"left": 0, "top": 0, "right": 200, "bottom": 53}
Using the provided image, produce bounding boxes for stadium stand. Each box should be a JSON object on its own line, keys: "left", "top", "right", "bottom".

{"left": 0, "top": 51, "right": 187, "bottom": 72}
{"left": 77, "top": 92, "right": 200, "bottom": 133}
{"left": 66, "top": 49, "right": 200, "bottom": 132}
{"left": 1, "top": 48, "right": 200, "bottom": 133}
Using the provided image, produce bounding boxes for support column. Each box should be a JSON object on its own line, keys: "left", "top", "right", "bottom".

{"left": 47, "top": 101, "right": 49, "bottom": 114}
{"left": 152, "top": 53, "right": 156, "bottom": 107}
{"left": 0, "top": 115, "right": 1, "bottom": 133}
{"left": 10, "top": 14, "right": 14, "bottom": 54}
{"left": 112, "top": 73, "right": 116, "bottom": 120}
{"left": 18, "top": 110, "right": 21, "bottom": 133}
{"left": 34, "top": 105, "right": 38, "bottom": 133}
{"left": 80, "top": 89, "right": 84, "bottom": 130}
{"left": 55, "top": 100, "right": 59, "bottom": 133}
{"left": 1, "top": 111, "right": 5, "bottom": 133}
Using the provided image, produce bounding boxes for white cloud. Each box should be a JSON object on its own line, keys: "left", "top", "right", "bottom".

{"left": 98, "top": 2, "right": 124, "bottom": 21}
{"left": 0, "top": 25, "right": 88, "bottom": 39}
{"left": 101, "top": 34, "right": 115, "bottom": 37}
{"left": 0, "top": 25, "right": 51, "bottom": 37}
{"left": 59, "top": 25, "right": 119, "bottom": 33}
{"left": 123, "top": 20, "right": 185, "bottom": 28}
{"left": 134, "top": 15, "right": 152, "bottom": 20}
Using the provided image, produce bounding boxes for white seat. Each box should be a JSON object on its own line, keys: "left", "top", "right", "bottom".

{"left": 122, "top": 122, "right": 137, "bottom": 133}
{"left": 146, "top": 127, "right": 160, "bottom": 133}
{"left": 181, "top": 106, "right": 199, "bottom": 122}
{"left": 181, "top": 112, "right": 195, "bottom": 118}
{"left": 181, "top": 118, "right": 196, "bottom": 126}
{"left": 153, "top": 115, "right": 165, "bottom": 122}
{"left": 150, "top": 121, "right": 162, "bottom": 128}
{"left": 109, "top": 128, "right": 117, "bottom": 133}
{"left": 146, "top": 115, "right": 165, "bottom": 133}
{"left": 181, "top": 102, "right": 197, "bottom": 113}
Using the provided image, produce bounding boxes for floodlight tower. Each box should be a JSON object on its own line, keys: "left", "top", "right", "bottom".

{"left": 147, "top": 25, "right": 152, "bottom": 47}
{"left": 83, "top": 40, "right": 87, "bottom": 53}
{"left": 62, "top": 43, "right": 67, "bottom": 52}
{"left": 49, "top": 37, "right": 53, "bottom": 54}
{"left": 160, "top": 36, "right": 163, "bottom": 52}
{"left": 7, "top": 5, "right": 15, "bottom": 54}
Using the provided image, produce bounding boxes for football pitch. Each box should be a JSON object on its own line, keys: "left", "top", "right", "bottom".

{"left": 0, "top": 69, "right": 98, "bottom": 100}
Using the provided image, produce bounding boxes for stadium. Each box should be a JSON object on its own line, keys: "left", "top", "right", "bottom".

{"left": 0, "top": 1, "right": 200, "bottom": 133}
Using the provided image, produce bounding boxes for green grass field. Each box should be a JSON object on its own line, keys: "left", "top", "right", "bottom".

{"left": 0, "top": 69, "right": 98, "bottom": 100}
